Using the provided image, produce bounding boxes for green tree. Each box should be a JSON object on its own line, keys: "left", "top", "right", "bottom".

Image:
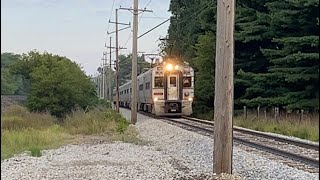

{"left": 1, "top": 53, "right": 28, "bottom": 94}
{"left": 243, "top": 0, "right": 320, "bottom": 111}
{"left": 118, "top": 54, "right": 150, "bottom": 85}
{"left": 11, "top": 51, "right": 98, "bottom": 117}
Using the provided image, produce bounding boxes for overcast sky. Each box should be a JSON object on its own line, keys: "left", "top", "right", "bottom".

{"left": 1, "top": 0, "right": 171, "bottom": 76}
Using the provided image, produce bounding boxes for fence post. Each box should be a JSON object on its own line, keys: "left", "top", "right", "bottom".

{"left": 299, "top": 109, "right": 304, "bottom": 124}
{"left": 274, "top": 107, "right": 279, "bottom": 123}
{"left": 244, "top": 106, "right": 247, "bottom": 119}
{"left": 264, "top": 107, "right": 267, "bottom": 119}
{"left": 257, "top": 106, "right": 260, "bottom": 120}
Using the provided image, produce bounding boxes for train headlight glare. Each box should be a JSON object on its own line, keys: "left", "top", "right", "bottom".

{"left": 188, "top": 97, "right": 193, "bottom": 101}
{"left": 165, "top": 64, "right": 173, "bottom": 71}
{"left": 174, "top": 65, "right": 179, "bottom": 70}
{"left": 153, "top": 97, "right": 158, "bottom": 102}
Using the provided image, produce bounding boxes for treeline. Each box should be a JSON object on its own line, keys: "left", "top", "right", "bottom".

{"left": 1, "top": 53, "right": 29, "bottom": 95}
{"left": 1, "top": 51, "right": 98, "bottom": 118}
{"left": 164, "top": 0, "right": 319, "bottom": 116}
{"left": 118, "top": 54, "right": 150, "bottom": 85}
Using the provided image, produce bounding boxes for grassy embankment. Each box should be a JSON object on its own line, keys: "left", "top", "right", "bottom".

{"left": 1, "top": 105, "right": 141, "bottom": 160}
{"left": 194, "top": 111, "right": 319, "bottom": 142}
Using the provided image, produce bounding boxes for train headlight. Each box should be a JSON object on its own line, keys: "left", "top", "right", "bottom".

{"left": 188, "top": 97, "right": 193, "bottom": 101}
{"left": 184, "top": 92, "right": 190, "bottom": 97}
{"left": 165, "top": 64, "right": 173, "bottom": 71}
{"left": 153, "top": 97, "right": 158, "bottom": 102}
{"left": 174, "top": 65, "right": 179, "bottom": 70}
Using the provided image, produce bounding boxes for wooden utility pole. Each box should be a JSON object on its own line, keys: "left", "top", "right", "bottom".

{"left": 108, "top": 9, "right": 130, "bottom": 113}
{"left": 131, "top": 0, "right": 138, "bottom": 124}
{"left": 102, "top": 54, "right": 106, "bottom": 100}
{"left": 120, "top": 2, "right": 152, "bottom": 125}
{"left": 213, "top": 0, "right": 235, "bottom": 174}
{"left": 99, "top": 64, "right": 103, "bottom": 99}
{"left": 115, "top": 9, "right": 120, "bottom": 112}
{"left": 109, "top": 37, "right": 112, "bottom": 101}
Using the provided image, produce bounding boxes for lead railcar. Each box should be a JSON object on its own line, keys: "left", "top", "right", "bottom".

{"left": 114, "top": 58, "right": 194, "bottom": 116}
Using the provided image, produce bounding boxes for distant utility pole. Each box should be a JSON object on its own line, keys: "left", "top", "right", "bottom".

{"left": 99, "top": 64, "right": 103, "bottom": 99}
{"left": 120, "top": 1, "right": 152, "bottom": 125}
{"left": 102, "top": 54, "right": 107, "bottom": 100}
{"left": 108, "top": 9, "right": 130, "bottom": 112}
{"left": 213, "top": 0, "right": 235, "bottom": 175}
{"left": 108, "top": 37, "right": 112, "bottom": 101}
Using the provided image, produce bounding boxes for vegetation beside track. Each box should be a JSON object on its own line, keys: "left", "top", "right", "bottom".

{"left": 233, "top": 116, "right": 319, "bottom": 142}
{"left": 193, "top": 112, "right": 319, "bottom": 142}
{"left": 1, "top": 105, "right": 139, "bottom": 160}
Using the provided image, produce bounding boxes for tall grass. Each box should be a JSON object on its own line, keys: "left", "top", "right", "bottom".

{"left": 64, "top": 108, "right": 129, "bottom": 135}
{"left": 234, "top": 116, "right": 319, "bottom": 142}
{"left": 1, "top": 105, "right": 135, "bottom": 160}
{"left": 193, "top": 111, "right": 319, "bottom": 142}
{"left": 1, "top": 125, "right": 69, "bottom": 159}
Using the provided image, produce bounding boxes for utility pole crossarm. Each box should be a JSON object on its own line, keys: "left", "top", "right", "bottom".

{"left": 108, "top": 20, "right": 130, "bottom": 26}
{"left": 107, "top": 26, "right": 131, "bottom": 35}
{"left": 106, "top": 46, "right": 127, "bottom": 50}
{"left": 119, "top": 7, "right": 153, "bottom": 13}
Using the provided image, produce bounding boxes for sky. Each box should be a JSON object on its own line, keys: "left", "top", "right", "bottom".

{"left": 1, "top": 0, "right": 172, "bottom": 76}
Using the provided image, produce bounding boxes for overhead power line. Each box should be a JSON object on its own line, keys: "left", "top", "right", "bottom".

{"left": 138, "top": 19, "right": 169, "bottom": 39}
{"left": 137, "top": 2, "right": 212, "bottom": 39}
{"left": 107, "top": 0, "right": 116, "bottom": 33}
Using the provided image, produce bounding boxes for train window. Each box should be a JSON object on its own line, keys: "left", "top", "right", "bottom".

{"left": 139, "top": 84, "right": 143, "bottom": 91}
{"left": 145, "top": 82, "right": 150, "bottom": 89}
{"left": 183, "top": 77, "right": 192, "bottom": 87}
{"left": 130, "top": 88, "right": 132, "bottom": 92}
{"left": 170, "top": 77, "right": 177, "bottom": 87}
{"left": 154, "top": 77, "right": 164, "bottom": 88}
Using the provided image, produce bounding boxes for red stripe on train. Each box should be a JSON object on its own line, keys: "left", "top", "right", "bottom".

{"left": 154, "top": 92, "right": 163, "bottom": 95}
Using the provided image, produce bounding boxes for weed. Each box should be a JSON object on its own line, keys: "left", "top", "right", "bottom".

{"left": 29, "top": 146, "right": 42, "bottom": 157}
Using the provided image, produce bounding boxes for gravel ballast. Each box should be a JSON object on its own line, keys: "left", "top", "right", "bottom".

{"left": 1, "top": 108, "right": 318, "bottom": 179}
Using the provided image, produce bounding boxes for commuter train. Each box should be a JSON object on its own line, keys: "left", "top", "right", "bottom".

{"left": 113, "top": 57, "right": 194, "bottom": 116}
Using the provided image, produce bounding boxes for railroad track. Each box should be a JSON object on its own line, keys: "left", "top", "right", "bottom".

{"left": 121, "top": 108, "right": 319, "bottom": 172}
{"left": 143, "top": 114, "right": 319, "bottom": 173}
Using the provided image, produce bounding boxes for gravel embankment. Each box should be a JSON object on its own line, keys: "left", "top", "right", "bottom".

{"left": 1, "top": 108, "right": 318, "bottom": 180}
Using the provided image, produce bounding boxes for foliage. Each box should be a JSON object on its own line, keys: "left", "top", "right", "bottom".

{"left": 165, "top": 0, "right": 319, "bottom": 112}
{"left": 1, "top": 53, "right": 29, "bottom": 95}
{"left": 10, "top": 51, "right": 98, "bottom": 117}
{"left": 118, "top": 54, "right": 150, "bottom": 85}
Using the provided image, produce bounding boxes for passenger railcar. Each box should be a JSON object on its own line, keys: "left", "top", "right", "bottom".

{"left": 113, "top": 60, "right": 194, "bottom": 116}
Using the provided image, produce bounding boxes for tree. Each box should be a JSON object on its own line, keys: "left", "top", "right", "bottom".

{"left": 11, "top": 51, "right": 98, "bottom": 117}
{"left": 118, "top": 54, "right": 149, "bottom": 85}
{"left": 1, "top": 53, "right": 28, "bottom": 94}
{"left": 246, "top": 0, "right": 319, "bottom": 111}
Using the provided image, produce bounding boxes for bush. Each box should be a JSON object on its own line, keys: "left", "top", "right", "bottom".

{"left": 10, "top": 51, "right": 98, "bottom": 118}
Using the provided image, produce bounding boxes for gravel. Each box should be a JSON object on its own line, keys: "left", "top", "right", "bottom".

{"left": 1, "top": 108, "right": 318, "bottom": 180}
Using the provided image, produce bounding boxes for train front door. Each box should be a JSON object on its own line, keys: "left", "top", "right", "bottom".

{"left": 167, "top": 74, "right": 178, "bottom": 100}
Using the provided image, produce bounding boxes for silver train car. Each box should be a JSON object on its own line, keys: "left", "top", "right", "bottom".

{"left": 113, "top": 61, "right": 194, "bottom": 116}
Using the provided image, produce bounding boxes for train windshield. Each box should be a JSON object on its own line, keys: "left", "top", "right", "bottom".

{"left": 183, "top": 77, "right": 192, "bottom": 87}
{"left": 154, "top": 77, "right": 164, "bottom": 88}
